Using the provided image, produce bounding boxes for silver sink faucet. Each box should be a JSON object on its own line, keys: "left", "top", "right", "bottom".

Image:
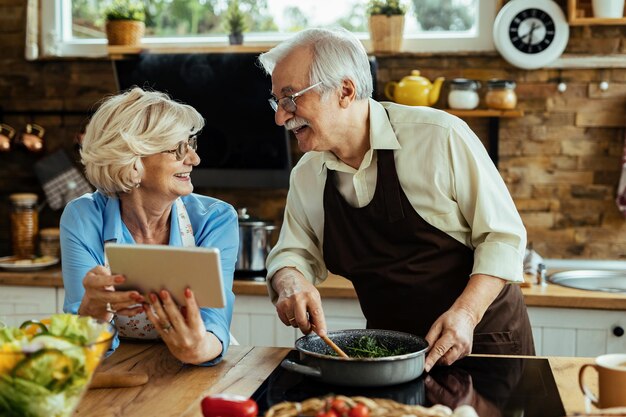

{"left": 537, "top": 263, "right": 547, "bottom": 286}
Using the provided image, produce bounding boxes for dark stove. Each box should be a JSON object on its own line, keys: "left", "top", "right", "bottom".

{"left": 251, "top": 351, "right": 565, "bottom": 417}
{"left": 234, "top": 270, "right": 266, "bottom": 281}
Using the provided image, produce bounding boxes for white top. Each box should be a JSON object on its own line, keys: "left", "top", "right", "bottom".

{"left": 266, "top": 99, "right": 526, "bottom": 301}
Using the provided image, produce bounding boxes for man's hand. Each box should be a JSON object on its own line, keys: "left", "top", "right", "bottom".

{"left": 424, "top": 306, "right": 476, "bottom": 372}
{"left": 424, "top": 274, "right": 506, "bottom": 372}
{"left": 271, "top": 267, "right": 327, "bottom": 336}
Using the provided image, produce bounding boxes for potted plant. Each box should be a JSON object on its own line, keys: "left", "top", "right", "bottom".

{"left": 104, "top": 0, "right": 146, "bottom": 46}
{"left": 367, "top": 0, "right": 406, "bottom": 53}
{"left": 223, "top": 0, "right": 247, "bottom": 45}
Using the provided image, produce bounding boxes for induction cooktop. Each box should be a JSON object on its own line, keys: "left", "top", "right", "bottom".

{"left": 251, "top": 351, "right": 566, "bottom": 417}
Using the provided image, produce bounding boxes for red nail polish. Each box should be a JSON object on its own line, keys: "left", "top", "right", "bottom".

{"left": 150, "top": 293, "right": 157, "bottom": 303}
{"left": 161, "top": 290, "right": 169, "bottom": 300}
{"left": 114, "top": 275, "right": 125, "bottom": 284}
{"left": 185, "top": 288, "right": 192, "bottom": 298}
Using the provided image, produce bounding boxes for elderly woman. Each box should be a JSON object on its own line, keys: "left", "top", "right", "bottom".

{"left": 60, "top": 88, "right": 238, "bottom": 365}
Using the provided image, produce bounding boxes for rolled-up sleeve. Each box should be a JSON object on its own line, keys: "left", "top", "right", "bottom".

{"left": 265, "top": 166, "right": 329, "bottom": 303}
{"left": 448, "top": 123, "right": 526, "bottom": 282}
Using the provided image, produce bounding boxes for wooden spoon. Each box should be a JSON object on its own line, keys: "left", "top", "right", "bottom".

{"left": 311, "top": 324, "right": 349, "bottom": 358}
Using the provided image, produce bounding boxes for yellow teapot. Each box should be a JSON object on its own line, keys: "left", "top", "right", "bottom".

{"left": 384, "top": 70, "right": 445, "bottom": 107}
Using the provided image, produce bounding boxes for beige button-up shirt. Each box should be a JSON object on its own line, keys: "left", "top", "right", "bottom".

{"left": 266, "top": 99, "right": 526, "bottom": 300}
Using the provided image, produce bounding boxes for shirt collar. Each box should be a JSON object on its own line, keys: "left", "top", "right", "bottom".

{"left": 318, "top": 99, "right": 401, "bottom": 174}
{"left": 369, "top": 99, "right": 401, "bottom": 151}
{"left": 103, "top": 195, "right": 123, "bottom": 243}
{"left": 102, "top": 193, "right": 182, "bottom": 246}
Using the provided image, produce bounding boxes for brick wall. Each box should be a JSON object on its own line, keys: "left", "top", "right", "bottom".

{"left": 0, "top": 0, "right": 624, "bottom": 259}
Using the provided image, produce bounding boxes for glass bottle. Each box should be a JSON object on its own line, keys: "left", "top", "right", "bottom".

{"left": 9, "top": 193, "right": 39, "bottom": 259}
{"left": 39, "top": 227, "right": 61, "bottom": 258}
{"left": 485, "top": 79, "right": 517, "bottom": 110}
{"left": 448, "top": 78, "right": 481, "bottom": 110}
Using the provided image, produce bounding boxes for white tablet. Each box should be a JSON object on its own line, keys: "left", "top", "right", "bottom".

{"left": 104, "top": 243, "right": 225, "bottom": 308}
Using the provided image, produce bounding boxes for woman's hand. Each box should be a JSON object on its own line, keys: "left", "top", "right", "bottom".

{"left": 143, "top": 288, "right": 222, "bottom": 365}
{"left": 272, "top": 267, "right": 327, "bottom": 337}
{"left": 78, "top": 265, "right": 144, "bottom": 321}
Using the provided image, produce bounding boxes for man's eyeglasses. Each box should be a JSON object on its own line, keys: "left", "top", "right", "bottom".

{"left": 268, "top": 82, "right": 322, "bottom": 113}
{"left": 163, "top": 134, "right": 198, "bottom": 161}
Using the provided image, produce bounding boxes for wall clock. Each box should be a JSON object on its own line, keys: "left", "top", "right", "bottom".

{"left": 493, "top": 0, "right": 569, "bottom": 69}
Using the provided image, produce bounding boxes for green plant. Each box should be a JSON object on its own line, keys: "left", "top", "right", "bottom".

{"left": 367, "top": 0, "right": 406, "bottom": 16}
{"left": 222, "top": 0, "right": 248, "bottom": 35}
{"left": 104, "top": 0, "right": 146, "bottom": 22}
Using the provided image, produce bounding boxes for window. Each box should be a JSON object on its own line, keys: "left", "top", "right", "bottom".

{"left": 41, "top": 0, "right": 495, "bottom": 57}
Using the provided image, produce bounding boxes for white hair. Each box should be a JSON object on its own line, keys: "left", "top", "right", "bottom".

{"left": 258, "top": 27, "right": 373, "bottom": 100}
{"left": 81, "top": 87, "right": 204, "bottom": 197}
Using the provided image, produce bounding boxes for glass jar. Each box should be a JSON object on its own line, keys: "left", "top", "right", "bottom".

{"left": 485, "top": 79, "right": 517, "bottom": 110}
{"left": 9, "top": 193, "right": 39, "bottom": 259}
{"left": 39, "top": 228, "right": 61, "bottom": 258}
{"left": 448, "top": 78, "right": 481, "bottom": 110}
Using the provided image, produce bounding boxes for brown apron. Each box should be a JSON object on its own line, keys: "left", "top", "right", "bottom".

{"left": 322, "top": 149, "right": 535, "bottom": 355}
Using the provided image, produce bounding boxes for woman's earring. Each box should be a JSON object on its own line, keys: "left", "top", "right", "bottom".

{"left": 134, "top": 181, "right": 141, "bottom": 188}
{"left": 0, "top": 124, "right": 15, "bottom": 152}
{"left": 19, "top": 123, "right": 45, "bottom": 152}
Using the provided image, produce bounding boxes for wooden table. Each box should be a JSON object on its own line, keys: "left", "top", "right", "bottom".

{"left": 74, "top": 343, "right": 598, "bottom": 417}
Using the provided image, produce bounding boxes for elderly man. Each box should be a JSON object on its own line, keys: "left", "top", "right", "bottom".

{"left": 259, "top": 28, "right": 534, "bottom": 371}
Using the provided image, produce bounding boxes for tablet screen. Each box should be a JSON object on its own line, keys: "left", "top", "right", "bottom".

{"left": 105, "top": 243, "right": 225, "bottom": 308}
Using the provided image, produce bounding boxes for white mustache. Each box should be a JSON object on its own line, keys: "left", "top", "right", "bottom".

{"left": 285, "top": 117, "right": 310, "bottom": 131}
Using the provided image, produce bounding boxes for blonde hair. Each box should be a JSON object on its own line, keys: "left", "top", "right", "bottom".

{"left": 81, "top": 87, "right": 204, "bottom": 196}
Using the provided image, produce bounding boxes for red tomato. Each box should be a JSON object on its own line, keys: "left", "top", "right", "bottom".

{"left": 201, "top": 394, "right": 258, "bottom": 417}
{"left": 316, "top": 409, "right": 340, "bottom": 417}
{"left": 348, "top": 403, "right": 369, "bottom": 417}
{"left": 330, "top": 398, "right": 350, "bottom": 415}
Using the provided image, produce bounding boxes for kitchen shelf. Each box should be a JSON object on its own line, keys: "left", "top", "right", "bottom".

{"left": 443, "top": 109, "right": 524, "bottom": 118}
{"left": 107, "top": 44, "right": 270, "bottom": 59}
{"left": 442, "top": 108, "right": 525, "bottom": 168}
{"left": 567, "top": 0, "right": 626, "bottom": 25}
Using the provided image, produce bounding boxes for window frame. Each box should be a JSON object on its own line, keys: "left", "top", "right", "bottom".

{"left": 41, "top": 0, "right": 496, "bottom": 58}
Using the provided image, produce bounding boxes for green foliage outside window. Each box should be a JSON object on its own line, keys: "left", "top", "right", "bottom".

{"left": 411, "top": 0, "right": 474, "bottom": 31}
{"left": 70, "top": 0, "right": 475, "bottom": 40}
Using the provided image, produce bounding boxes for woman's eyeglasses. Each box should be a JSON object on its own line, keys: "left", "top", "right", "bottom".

{"left": 268, "top": 82, "right": 322, "bottom": 113}
{"left": 163, "top": 135, "right": 198, "bottom": 161}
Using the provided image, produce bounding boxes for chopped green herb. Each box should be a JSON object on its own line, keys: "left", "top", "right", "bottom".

{"left": 330, "top": 336, "right": 410, "bottom": 358}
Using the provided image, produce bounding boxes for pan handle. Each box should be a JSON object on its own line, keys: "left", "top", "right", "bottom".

{"left": 280, "top": 359, "right": 322, "bottom": 378}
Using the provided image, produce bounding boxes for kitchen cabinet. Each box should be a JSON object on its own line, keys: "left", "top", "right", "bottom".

{"left": 231, "top": 295, "right": 366, "bottom": 347}
{"left": 0, "top": 285, "right": 64, "bottom": 327}
{"left": 567, "top": 0, "right": 626, "bottom": 25}
{"left": 527, "top": 306, "right": 626, "bottom": 356}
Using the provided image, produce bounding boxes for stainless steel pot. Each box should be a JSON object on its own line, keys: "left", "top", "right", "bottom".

{"left": 281, "top": 329, "right": 429, "bottom": 387}
{"left": 236, "top": 208, "right": 276, "bottom": 272}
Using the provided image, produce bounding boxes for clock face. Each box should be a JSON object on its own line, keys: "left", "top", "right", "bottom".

{"left": 493, "top": 0, "right": 569, "bottom": 69}
{"left": 509, "top": 8, "right": 555, "bottom": 54}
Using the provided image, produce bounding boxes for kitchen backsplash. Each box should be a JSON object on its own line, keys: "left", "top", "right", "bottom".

{"left": 0, "top": 0, "right": 624, "bottom": 259}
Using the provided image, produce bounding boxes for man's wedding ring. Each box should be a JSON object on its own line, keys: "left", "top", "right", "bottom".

{"left": 162, "top": 322, "right": 172, "bottom": 333}
{"left": 288, "top": 316, "right": 296, "bottom": 323}
{"left": 105, "top": 302, "right": 116, "bottom": 314}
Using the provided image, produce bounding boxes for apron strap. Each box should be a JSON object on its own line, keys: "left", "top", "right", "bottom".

{"left": 175, "top": 198, "right": 196, "bottom": 247}
{"left": 380, "top": 109, "right": 405, "bottom": 223}
{"left": 379, "top": 150, "right": 405, "bottom": 223}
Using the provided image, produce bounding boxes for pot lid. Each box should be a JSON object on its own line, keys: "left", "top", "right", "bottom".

{"left": 237, "top": 207, "right": 274, "bottom": 227}
{"left": 450, "top": 78, "right": 481, "bottom": 90}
